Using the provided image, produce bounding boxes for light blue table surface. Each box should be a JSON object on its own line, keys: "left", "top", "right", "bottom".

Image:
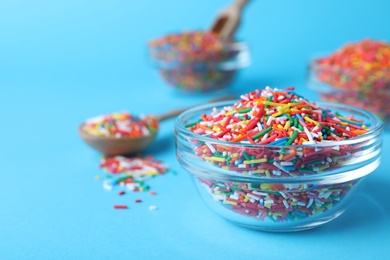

{"left": 1, "top": 0, "right": 389, "bottom": 259}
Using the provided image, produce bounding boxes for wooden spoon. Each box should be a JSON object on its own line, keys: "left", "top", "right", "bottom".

{"left": 210, "top": 0, "right": 249, "bottom": 40}
{"left": 79, "top": 95, "right": 237, "bottom": 156}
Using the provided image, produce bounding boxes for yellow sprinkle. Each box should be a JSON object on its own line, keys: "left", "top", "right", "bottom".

{"left": 304, "top": 116, "right": 320, "bottom": 126}
{"left": 244, "top": 196, "right": 249, "bottom": 202}
{"left": 284, "top": 120, "right": 291, "bottom": 130}
{"left": 260, "top": 183, "right": 272, "bottom": 189}
{"left": 204, "top": 156, "right": 226, "bottom": 162}
{"left": 279, "top": 154, "right": 284, "bottom": 160}
{"left": 251, "top": 169, "right": 266, "bottom": 174}
{"left": 224, "top": 200, "right": 238, "bottom": 206}
{"left": 243, "top": 158, "right": 267, "bottom": 164}
{"left": 262, "top": 101, "right": 289, "bottom": 107}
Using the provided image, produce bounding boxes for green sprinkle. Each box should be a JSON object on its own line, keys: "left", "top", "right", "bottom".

{"left": 238, "top": 107, "right": 253, "bottom": 114}
{"left": 242, "top": 151, "right": 250, "bottom": 160}
{"left": 285, "top": 114, "right": 293, "bottom": 124}
{"left": 251, "top": 126, "right": 272, "bottom": 140}
{"left": 265, "top": 96, "right": 273, "bottom": 109}
{"left": 307, "top": 159, "right": 324, "bottom": 166}
{"left": 185, "top": 120, "right": 201, "bottom": 128}
{"left": 285, "top": 130, "right": 298, "bottom": 145}
{"left": 294, "top": 117, "right": 298, "bottom": 128}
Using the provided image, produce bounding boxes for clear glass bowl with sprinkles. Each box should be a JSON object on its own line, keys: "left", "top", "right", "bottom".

{"left": 175, "top": 87, "right": 384, "bottom": 232}
{"left": 308, "top": 39, "right": 390, "bottom": 124}
{"left": 148, "top": 31, "right": 251, "bottom": 92}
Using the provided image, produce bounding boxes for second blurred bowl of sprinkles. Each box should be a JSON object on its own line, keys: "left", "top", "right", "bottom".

{"left": 148, "top": 30, "right": 251, "bottom": 92}
{"left": 308, "top": 39, "right": 390, "bottom": 126}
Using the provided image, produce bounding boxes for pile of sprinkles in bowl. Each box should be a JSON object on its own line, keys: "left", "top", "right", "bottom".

{"left": 315, "top": 39, "right": 390, "bottom": 92}
{"left": 185, "top": 86, "right": 370, "bottom": 176}
{"left": 81, "top": 112, "right": 158, "bottom": 138}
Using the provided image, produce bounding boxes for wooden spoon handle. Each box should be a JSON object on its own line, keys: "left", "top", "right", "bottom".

{"left": 155, "top": 95, "right": 237, "bottom": 122}
{"left": 210, "top": 0, "right": 249, "bottom": 39}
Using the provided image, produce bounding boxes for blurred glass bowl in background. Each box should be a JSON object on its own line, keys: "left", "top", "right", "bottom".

{"left": 148, "top": 31, "right": 250, "bottom": 92}
{"left": 308, "top": 58, "right": 390, "bottom": 123}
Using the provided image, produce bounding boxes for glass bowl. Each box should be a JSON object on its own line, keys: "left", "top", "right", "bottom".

{"left": 148, "top": 40, "right": 250, "bottom": 92}
{"left": 175, "top": 101, "right": 384, "bottom": 232}
{"left": 308, "top": 56, "right": 390, "bottom": 123}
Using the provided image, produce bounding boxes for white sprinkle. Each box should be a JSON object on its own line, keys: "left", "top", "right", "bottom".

{"left": 278, "top": 192, "right": 286, "bottom": 199}
{"left": 303, "top": 126, "right": 315, "bottom": 143}
{"left": 283, "top": 183, "right": 301, "bottom": 190}
{"left": 282, "top": 199, "right": 289, "bottom": 209}
{"left": 267, "top": 116, "right": 274, "bottom": 125}
{"left": 149, "top": 205, "right": 157, "bottom": 211}
{"left": 261, "top": 133, "right": 269, "bottom": 141}
{"left": 291, "top": 126, "right": 302, "bottom": 132}
{"left": 247, "top": 193, "right": 260, "bottom": 200}
{"left": 280, "top": 161, "right": 293, "bottom": 166}
{"left": 252, "top": 191, "right": 268, "bottom": 196}
{"left": 205, "top": 142, "right": 216, "bottom": 153}
{"left": 230, "top": 194, "right": 239, "bottom": 200}
{"left": 306, "top": 198, "right": 314, "bottom": 208}
{"left": 332, "top": 145, "right": 340, "bottom": 151}
{"left": 240, "top": 95, "right": 249, "bottom": 101}
{"left": 103, "top": 180, "right": 113, "bottom": 191}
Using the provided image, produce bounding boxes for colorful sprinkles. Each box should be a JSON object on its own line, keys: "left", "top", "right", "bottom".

{"left": 182, "top": 86, "right": 372, "bottom": 222}
{"left": 100, "top": 155, "right": 168, "bottom": 191}
{"left": 81, "top": 112, "right": 158, "bottom": 138}
{"left": 98, "top": 155, "right": 169, "bottom": 210}
{"left": 199, "top": 179, "right": 355, "bottom": 222}
{"left": 186, "top": 86, "right": 369, "bottom": 176}
{"left": 149, "top": 30, "right": 240, "bottom": 92}
{"left": 313, "top": 39, "right": 390, "bottom": 120}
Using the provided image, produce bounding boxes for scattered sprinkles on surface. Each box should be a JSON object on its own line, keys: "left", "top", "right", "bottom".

{"left": 100, "top": 155, "right": 169, "bottom": 191}
{"left": 97, "top": 155, "right": 170, "bottom": 210}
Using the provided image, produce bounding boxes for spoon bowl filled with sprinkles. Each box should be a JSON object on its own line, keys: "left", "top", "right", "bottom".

{"left": 79, "top": 112, "right": 159, "bottom": 156}
{"left": 175, "top": 86, "right": 384, "bottom": 232}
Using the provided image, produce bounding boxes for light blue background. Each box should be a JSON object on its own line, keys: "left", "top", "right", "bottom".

{"left": 1, "top": 0, "right": 389, "bottom": 259}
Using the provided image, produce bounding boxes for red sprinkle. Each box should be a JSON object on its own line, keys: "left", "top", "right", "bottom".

{"left": 114, "top": 205, "right": 128, "bottom": 209}
{"left": 118, "top": 191, "right": 126, "bottom": 196}
{"left": 135, "top": 199, "right": 142, "bottom": 203}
